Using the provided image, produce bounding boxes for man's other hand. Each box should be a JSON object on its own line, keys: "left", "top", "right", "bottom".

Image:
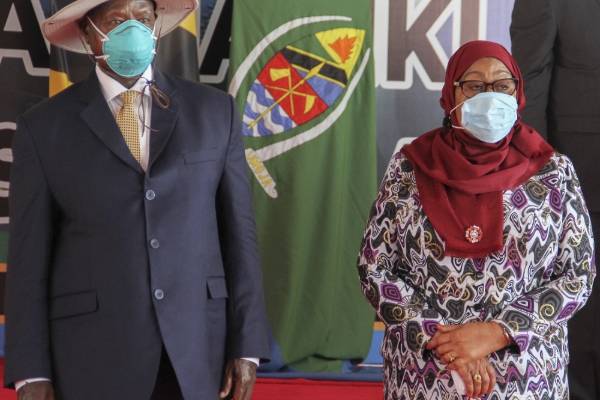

{"left": 219, "top": 358, "right": 258, "bottom": 400}
{"left": 18, "top": 381, "right": 55, "bottom": 400}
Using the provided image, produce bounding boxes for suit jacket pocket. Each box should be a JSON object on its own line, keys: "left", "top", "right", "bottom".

{"left": 183, "top": 148, "right": 218, "bottom": 164}
{"left": 49, "top": 291, "right": 97, "bottom": 320}
{"left": 206, "top": 276, "right": 228, "bottom": 299}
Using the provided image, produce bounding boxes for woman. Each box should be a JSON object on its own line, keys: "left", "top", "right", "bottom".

{"left": 358, "top": 41, "right": 595, "bottom": 399}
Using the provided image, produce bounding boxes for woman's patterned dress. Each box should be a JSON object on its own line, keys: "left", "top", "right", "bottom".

{"left": 358, "top": 151, "right": 595, "bottom": 400}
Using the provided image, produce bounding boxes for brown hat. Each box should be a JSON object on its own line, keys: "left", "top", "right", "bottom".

{"left": 41, "top": 0, "right": 198, "bottom": 54}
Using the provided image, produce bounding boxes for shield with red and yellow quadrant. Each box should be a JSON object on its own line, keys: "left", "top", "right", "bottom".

{"left": 243, "top": 28, "right": 365, "bottom": 137}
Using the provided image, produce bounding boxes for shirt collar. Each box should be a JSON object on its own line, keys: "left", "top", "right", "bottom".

{"left": 95, "top": 65, "right": 153, "bottom": 103}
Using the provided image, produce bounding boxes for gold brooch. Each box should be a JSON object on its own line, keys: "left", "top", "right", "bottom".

{"left": 465, "top": 225, "right": 483, "bottom": 243}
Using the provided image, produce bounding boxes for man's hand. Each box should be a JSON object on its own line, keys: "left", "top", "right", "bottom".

{"left": 219, "top": 359, "right": 257, "bottom": 400}
{"left": 426, "top": 322, "right": 509, "bottom": 362}
{"left": 17, "top": 381, "right": 55, "bottom": 400}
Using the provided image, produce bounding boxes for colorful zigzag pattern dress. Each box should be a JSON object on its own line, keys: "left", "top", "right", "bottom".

{"left": 358, "top": 151, "right": 595, "bottom": 400}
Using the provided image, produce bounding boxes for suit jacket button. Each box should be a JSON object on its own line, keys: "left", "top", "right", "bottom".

{"left": 154, "top": 289, "right": 164, "bottom": 300}
{"left": 146, "top": 190, "right": 156, "bottom": 200}
{"left": 475, "top": 272, "right": 484, "bottom": 280}
{"left": 150, "top": 239, "right": 160, "bottom": 249}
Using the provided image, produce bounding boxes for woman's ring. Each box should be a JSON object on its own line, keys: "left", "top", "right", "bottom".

{"left": 473, "top": 373, "right": 482, "bottom": 383}
{"left": 446, "top": 353, "right": 455, "bottom": 362}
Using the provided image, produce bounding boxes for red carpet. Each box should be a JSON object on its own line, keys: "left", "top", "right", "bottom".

{"left": 0, "top": 359, "right": 382, "bottom": 399}
{"left": 252, "top": 378, "right": 382, "bottom": 399}
{"left": 0, "top": 359, "right": 15, "bottom": 400}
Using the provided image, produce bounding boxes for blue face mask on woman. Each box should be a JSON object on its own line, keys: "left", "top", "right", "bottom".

{"left": 451, "top": 92, "right": 518, "bottom": 143}
{"left": 88, "top": 18, "right": 157, "bottom": 77}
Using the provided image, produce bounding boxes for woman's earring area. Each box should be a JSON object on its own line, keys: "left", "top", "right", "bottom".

{"left": 449, "top": 101, "right": 466, "bottom": 130}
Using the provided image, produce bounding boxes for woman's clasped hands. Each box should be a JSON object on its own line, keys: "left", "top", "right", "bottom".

{"left": 426, "top": 322, "right": 511, "bottom": 399}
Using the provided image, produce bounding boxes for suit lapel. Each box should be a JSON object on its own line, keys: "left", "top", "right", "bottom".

{"left": 78, "top": 72, "right": 145, "bottom": 174}
{"left": 148, "top": 71, "right": 180, "bottom": 168}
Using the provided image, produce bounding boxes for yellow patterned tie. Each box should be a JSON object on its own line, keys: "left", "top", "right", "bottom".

{"left": 116, "top": 90, "right": 141, "bottom": 163}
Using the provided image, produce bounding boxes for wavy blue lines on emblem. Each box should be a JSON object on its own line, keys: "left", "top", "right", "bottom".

{"left": 243, "top": 81, "right": 295, "bottom": 137}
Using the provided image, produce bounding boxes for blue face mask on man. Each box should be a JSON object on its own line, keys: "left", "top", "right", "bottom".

{"left": 88, "top": 17, "right": 157, "bottom": 77}
{"left": 451, "top": 92, "right": 518, "bottom": 143}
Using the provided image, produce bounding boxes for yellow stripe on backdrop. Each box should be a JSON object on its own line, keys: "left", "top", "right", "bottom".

{"left": 178, "top": 13, "right": 197, "bottom": 36}
{"left": 49, "top": 69, "right": 73, "bottom": 97}
{"left": 155, "top": 10, "right": 200, "bottom": 81}
{"left": 374, "top": 321, "right": 385, "bottom": 331}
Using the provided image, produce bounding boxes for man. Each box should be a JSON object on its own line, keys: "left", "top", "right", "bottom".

{"left": 511, "top": 1, "right": 600, "bottom": 399}
{"left": 3, "top": 0, "right": 270, "bottom": 398}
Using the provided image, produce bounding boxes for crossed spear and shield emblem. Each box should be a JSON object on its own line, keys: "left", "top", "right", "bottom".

{"left": 230, "top": 22, "right": 371, "bottom": 198}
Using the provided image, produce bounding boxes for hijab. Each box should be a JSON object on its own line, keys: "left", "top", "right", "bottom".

{"left": 402, "top": 41, "right": 554, "bottom": 258}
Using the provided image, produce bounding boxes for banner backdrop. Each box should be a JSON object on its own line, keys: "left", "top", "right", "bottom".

{"left": 373, "top": 0, "right": 514, "bottom": 177}
{"left": 0, "top": 0, "right": 50, "bottom": 356}
{"left": 0, "top": 0, "right": 516, "bottom": 360}
{"left": 199, "top": 0, "right": 515, "bottom": 178}
{"left": 229, "top": 0, "right": 378, "bottom": 372}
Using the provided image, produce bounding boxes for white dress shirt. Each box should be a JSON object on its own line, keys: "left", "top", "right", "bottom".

{"left": 15, "top": 66, "right": 257, "bottom": 391}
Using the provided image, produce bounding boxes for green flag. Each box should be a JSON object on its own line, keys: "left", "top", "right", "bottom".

{"left": 229, "top": 0, "right": 377, "bottom": 372}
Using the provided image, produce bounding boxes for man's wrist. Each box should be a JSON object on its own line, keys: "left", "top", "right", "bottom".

{"left": 15, "top": 378, "right": 51, "bottom": 391}
{"left": 241, "top": 357, "right": 260, "bottom": 366}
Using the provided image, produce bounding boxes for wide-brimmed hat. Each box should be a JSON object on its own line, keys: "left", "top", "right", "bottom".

{"left": 42, "top": 0, "right": 198, "bottom": 54}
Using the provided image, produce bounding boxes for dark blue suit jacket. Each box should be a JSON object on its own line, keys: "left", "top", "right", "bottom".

{"left": 511, "top": 0, "right": 600, "bottom": 213}
{"left": 512, "top": 3, "right": 600, "bottom": 399}
{"left": 3, "top": 70, "right": 270, "bottom": 399}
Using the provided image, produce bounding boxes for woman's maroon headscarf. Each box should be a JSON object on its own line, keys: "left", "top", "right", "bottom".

{"left": 402, "top": 41, "right": 554, "bottom": 258}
